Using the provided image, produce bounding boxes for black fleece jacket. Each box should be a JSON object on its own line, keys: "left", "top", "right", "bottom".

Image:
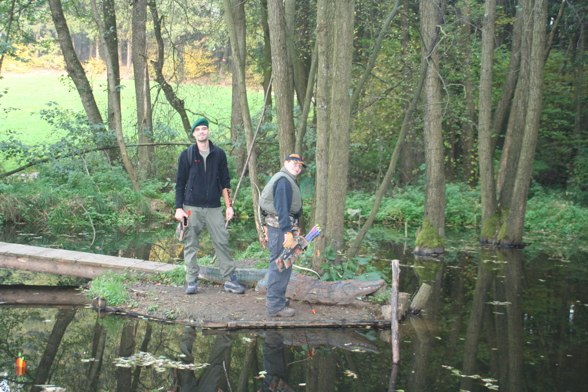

{"left": 175, "top": 141, "right": 231, "bottom": 209}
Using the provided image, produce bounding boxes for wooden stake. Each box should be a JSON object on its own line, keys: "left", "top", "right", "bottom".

{"left": 391, "top": 259, "right": 400, "bottom": 364}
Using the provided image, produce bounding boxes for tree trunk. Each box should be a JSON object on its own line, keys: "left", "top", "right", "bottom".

{"left": 295, "top": 39, "right": 318, "bottom": 154}
{"left": 478, "top": 0, "right": 498, "bottom": 243}
{"left": 148, "top": 1, "right": 192, "bottom": 139}
{"left": 500, "top": 0, "right": 547, "bottom": 246}
{"left": 48, "top": 0, "right": 107, "bottom": 143}
{"left": 491, "top": 2, "right": 524, "bottom": 144}
{"left": 90, "top": 0, "right": 140, "bottom": 192}
{"left": 230, "top": 0, "right": 247, "bottom": 173}
{"left": 414, "top": 0, "right": 445, "bottom": 255}
{"left": 222, "top": 0, "right": 265, "bottom": 245}
{"left": 459, "top": 0, "right": 477, "bottom": 186}
{"left": 310, "top": 0, "right": 332, "bottom": 271}
{"left": 0, "top": 0, "right": 17, "bottom": 74}
{"left": 349, "top": 0, "right": 401, "bottom": 113}
{"left": 260, "top": 0, "right": 273, "bottom": 123}
{"left": 267, "top": 0, "right": 296, "bottom": 160}
{"left": 325, "top": 0, "right": 354, "bottom": 259}
{"left": 284, "top": 0, "right": 307, "bottom": 109}
{"left": 132, "top": 0, "right": 155, "bottom": 179}
{"left": 102, "top": 0, "right": 121, "bottom": 150}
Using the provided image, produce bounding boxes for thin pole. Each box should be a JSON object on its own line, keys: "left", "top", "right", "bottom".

{"left": 391, "top": 259, "right": 400, "bottom": 364}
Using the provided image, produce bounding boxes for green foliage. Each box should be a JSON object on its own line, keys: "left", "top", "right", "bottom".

{"left": 524, "top": 185, "right": 588, "bottom": 244}
{"left": 84, "top": 270, "right": 135, "bottom": 306}
{"left": 346, "top": 184, "right": 480, "bottom": 229}
{"left": 155, "top": 266, "right": 186, "bottom": 287}
{"left": 320, "top": 247, "right": 388, "bottom": 282}
{"left": 235, "top": 241, "right": 269, "bottom": 260}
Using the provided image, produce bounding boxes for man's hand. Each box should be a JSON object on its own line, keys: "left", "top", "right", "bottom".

{"left": 283, "top": 232, "right": 296, "bottom": 248}
{"left": 225, "top": 206, "right": 234, "bottom": 221}
{"left": 175, "top": 208, "right": 188, "bottom": 222}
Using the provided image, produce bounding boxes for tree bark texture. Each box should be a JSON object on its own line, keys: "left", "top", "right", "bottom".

{"left": 48, "top": 0, "right": 105, "bottom": 136}
{"left": 90, "top": 0, "right": 140, "bottom": 191}
{"left": 477, "top": 0, "right": 498, "bottom": 242}
{"left": 30, "top": 309, "right": 77, "bottom": 392}
{"left": 267, "top": 0, "right": 296, "bottom": 160}
{"left": 311, "top": 0, "right": 332, "bottom": 271}
{"left": 501, "top": 0, "right": 547, "bottom": 246}
{"left": 132, "top": 0, "right": 154, "bottom": 179}
{"left": 222, "top": 0, "right": 265, "bottom": 245}
{"left": 230, "top": 0, "right": 247, "bottom": 173}
{"left": 148, "top": 2, "right": 192, "bottom": 140}
{"left": 325, "top": 0, "right": 354, "bottom": 258}
{"left": 415, "top": 0, "right": 445, "bottom": 254}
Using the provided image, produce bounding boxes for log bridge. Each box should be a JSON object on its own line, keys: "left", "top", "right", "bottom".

{"left": 0, "top": 241, "right": 176, "bottom": 279}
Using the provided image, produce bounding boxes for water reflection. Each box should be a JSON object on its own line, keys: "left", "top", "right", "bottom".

{"left": 2, "top": 227, "right": 588, "bottom": 391}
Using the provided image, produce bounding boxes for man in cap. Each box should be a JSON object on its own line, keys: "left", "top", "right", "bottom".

{"left": 259, "top": 153, "right": 306, "bottom": 317}
{"left": 175, "top": 118, "right": 245, "bottom": 295}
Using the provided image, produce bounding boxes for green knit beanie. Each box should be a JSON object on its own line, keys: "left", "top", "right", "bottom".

{"left": 191, "top": 118, "right": 209, "bottom": 131}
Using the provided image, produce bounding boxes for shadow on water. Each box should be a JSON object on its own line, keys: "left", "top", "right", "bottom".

{"left": 1, "top": 224, "right": 588, "bottom": 391}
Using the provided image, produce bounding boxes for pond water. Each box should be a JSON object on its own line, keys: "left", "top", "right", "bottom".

{"left": 1, "top": 224, "right": 587, "bottom": 391}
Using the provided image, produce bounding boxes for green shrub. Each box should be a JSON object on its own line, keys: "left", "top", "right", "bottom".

{"left": 85, "top": 270, "right": 134, "bottom": 306}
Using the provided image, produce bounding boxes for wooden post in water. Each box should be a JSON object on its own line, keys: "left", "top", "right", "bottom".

{"left": 391, "top": 259, "right": 400, "bottom": 364}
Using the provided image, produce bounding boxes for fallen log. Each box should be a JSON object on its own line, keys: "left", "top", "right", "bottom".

{"left": 256, "top": 273, "right": 385, "bottom": 305}
{"left": 199, "top": 265, "right": 385, "bottom": 305}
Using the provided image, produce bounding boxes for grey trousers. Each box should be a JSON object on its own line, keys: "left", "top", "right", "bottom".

{"left": 266, "top": 225, "right": 293, "bottom": 314}
{"left": 183, "top": 206, "right": 236, "bottom": 282}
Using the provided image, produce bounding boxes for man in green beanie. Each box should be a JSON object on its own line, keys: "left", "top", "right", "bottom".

{"left": 175, "top": 118, "right": 245, "bottom": 295}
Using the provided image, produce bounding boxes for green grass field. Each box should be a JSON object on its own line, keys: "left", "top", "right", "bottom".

{"left": 0, "top": 73, "right": 264, "bottom": 172}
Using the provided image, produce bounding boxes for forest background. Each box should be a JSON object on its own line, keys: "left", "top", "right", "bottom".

{"left": 0, "top": 0, "right": 587, "bottom": 273}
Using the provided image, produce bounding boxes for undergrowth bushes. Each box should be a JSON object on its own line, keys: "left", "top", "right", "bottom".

{"left": 0, "top": 155, "right": 166, "bottom": 234}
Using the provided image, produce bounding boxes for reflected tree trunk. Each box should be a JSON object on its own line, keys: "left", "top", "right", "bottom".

{"left": 116, "top": 322, "right": 137, "bottom": 392}
{"left": 408, "top": 317, "right": 434, "bottom": 392}
{"left": 237, "top": 335, "right": 258, "bottom": 392}
{"left": 460, "top": 258, "right": 493, "bottom": 391}
{"left": 86, "top": 318, "right": 107, "bottom": 392}
{"left": 131, "top": 323, "right": 152, "bottom": 392}
{"left": 316, "top": 350, "right": 336, "bottom": 392}
{"left": 502, "top": 249, "right": 527, "bottom": 392}
{"left": 30, "top": 309, "right": 77, "bottom": 392}
{"left": 342, "top": 351, "right": 366, "bottom": 392}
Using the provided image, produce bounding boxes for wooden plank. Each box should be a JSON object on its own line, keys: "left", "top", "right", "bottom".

{"left": 0, "top": 242, "right": 177, "bottom": 277}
